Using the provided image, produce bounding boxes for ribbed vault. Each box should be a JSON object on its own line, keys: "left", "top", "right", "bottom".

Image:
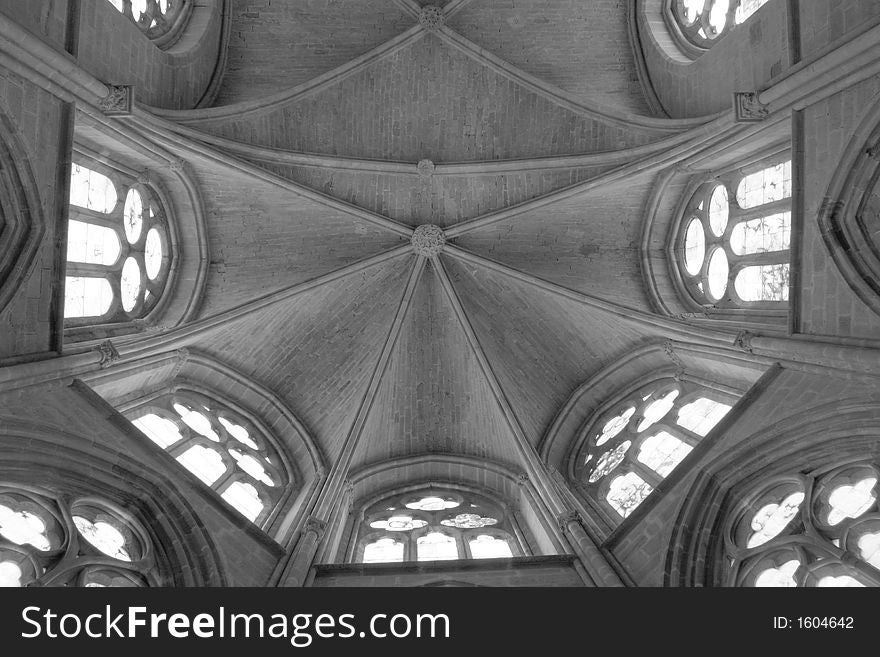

{"left": 126, "top": 0, "right": 745, "bottom": 535}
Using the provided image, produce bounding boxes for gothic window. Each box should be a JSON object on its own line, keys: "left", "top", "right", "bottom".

{"left": 106, "top": 0, "right": 191, "bottom": 42}
{"left": 676, "top": 156, "right": 791, "bottom": 309}
{"left": 355, "top": 489, "right": 521, "bottom": 564}
{"left": 723, "top": 462, "right": 880, "bottom": 587}
{"left": 670, "top": 0, "right": 771, "bottom": 49}
{"left": 576, "top": 378, "right": 735, "bottom": 522}
{"left": 65, "top": 161, "right": 171, "bottom": 327}
{"left": 0, "top": 487, "right": 156, "bottom": 587}
{"left": 130, "top": 391, "right": 289, "bottom": 526}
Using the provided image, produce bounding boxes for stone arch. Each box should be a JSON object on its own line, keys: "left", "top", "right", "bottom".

{"left": 664, "top": 402, "right": 880, "bottom": 586}
{"left": 84, "top": 348, "right": 326, "bottom": 542}
{"left": 817, "top": 92, "right": 880, "bottom": 316}
{"left": 0, "top": 111, "right": 47, "bottom": 316}
{"left": 0, "top": 420, "right": 228, "bottom": 585}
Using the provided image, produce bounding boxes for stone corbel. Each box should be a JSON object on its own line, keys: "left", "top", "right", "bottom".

{"left": 98, "top": 85, "right": 134, "bottom": 116}
{"left": 733, "top": 330, "right": 755, "bottom": 353}
{"left": 733, "top": 91, "right": 769, "bottom": 123}
{"left": 94, "top": 340, "right": 120, "bottom": 369}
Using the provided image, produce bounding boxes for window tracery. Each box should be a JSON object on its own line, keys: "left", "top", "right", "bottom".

{"left": 130, "top": 391, "right": 288, "bottom": 525}
{"left": 675, "top": 156, "right": 791, "bottom": 309}
{"left": 670, "top": 0, "right": 771, "bottom": 49}
{"left": 576, "top": 378, "right": 735, "bottom": 521}
{"left": 106, "top": 0, "right": 191, "bottom": 42}
{"left": 724, "top": 462, "right": 880, "bottom": 587}
{"left": 356, "top": 489, "right": 521, "bottom": 564}
{"left": 64, "top": 162, "right": 171, "bottom": 326}
{"left": 0, "top": 488, "right": 156, "bottom": 587}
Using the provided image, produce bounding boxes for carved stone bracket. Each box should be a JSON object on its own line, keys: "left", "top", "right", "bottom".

{"left": 663, "top": 340, "right": 686, "bottom": 380}
{"left": 95, "top": 340, "right": 120, "bottom": 369}
{"left": 419, "top": 5, "right": 445, "bottom": 30}
{"left": 733, "top": 91, "right": 769, "bottom": 123}
{"left": 733, "top": 330, "right": 755, "bottom": 353}
{"left": 169, "top": 348, "right": 190, "bottom": 380}
{"left": 516, "top": 473, "right": 530, "bottom": 487}
{"left": 98, "top": 85, "right": 134, "bottom": 116}
{"left": 168, "top": 158, "right": 186, "bottom": 172}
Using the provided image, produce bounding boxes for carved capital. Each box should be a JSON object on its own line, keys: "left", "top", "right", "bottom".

{"left": 419, "top": 5, "right": 445, "bottom": 30}
{"left": 94, "top": 340, "right": 120, "bottom": 369}
{"left": 168, "top": 158, "right": 186, "bottom": 172}
{"left": 98, "top": 85, "right": 134, "bottom": 116}
{"left": 733, "top": 91, "right": 769, "bottom": 123}
{"left": 516, "top": 473, "right": 530, "bottom": 487}
{"left": 557, "top": 509, "right": 582, "bottom": 534}
{"left": 304, "top": 516, "right": 327, "bottom": 540}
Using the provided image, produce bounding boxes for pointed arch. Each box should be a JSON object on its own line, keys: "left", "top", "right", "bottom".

{"left": 817, "top": 92, "right": 880, "bottom": 316}
{"left": 83, "top": 349, "right": 325, "bottom": 541}
{"left": 665, "top": 402, "right": 880, "bottom": 586}
{"left": 0, "top": 111, "right": 47, "bottom": 316}
{"left": 0, "top": 419, "right": 229, "bottom": 585}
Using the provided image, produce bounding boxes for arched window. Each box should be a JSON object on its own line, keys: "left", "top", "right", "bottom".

{"left": 675, "top": 155, "right": 791, "bottom": 310}
{"left": 723, "top": 462, "right": 880, "bottom": 587}
{"left": 575, "top": 378, "right": 735, "bottom": 522}
{"left": 106, "top": 0, "right": 192, "bottom": 43}
{"left": 129, "top": 391, "right": 289, "bottom": 526}
{"left": 0, "top": 487, "right": 157, "bottom": 587}
{"left": 669, "top": 0, "right": 771, "bottom": 49}
{"left": 355, "top": 488, "right": 522, "bottom": 564}
{"left": 65, "top": 161, "right": 171, "bottom": 327}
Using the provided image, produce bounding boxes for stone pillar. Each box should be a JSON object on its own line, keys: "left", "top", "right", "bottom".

{"left": 277, "top": 516, "right": 327, "bottom": 587}
{"left": 557, "top": 511, "right": 624, "bottom": 587}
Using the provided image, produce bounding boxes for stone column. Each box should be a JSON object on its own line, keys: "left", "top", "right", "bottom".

{"left": 277, "top": 516, "right": 327, "bottom": 587}
{"left": 557, "top": 510, "right": 624, "bottom": 587}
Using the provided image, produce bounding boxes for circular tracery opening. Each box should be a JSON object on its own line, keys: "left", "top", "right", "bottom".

{"left": 65, "top": 162, "right": 172, "bottom": 325}
{"left": 674, "top": 158, "right": 792, "bottom": 309}
{"left": 357, "top": 488, "right": 520, "bottom": 564}
{"left": 723, "top": 463, "right": 880, "bottom": 587}
{"left": 0, "top": 489, "right": 158, "bottom": 588}
{"left": 131, "top": 391, "right": 289, "bottom": 526}
{"left": 670, "top": 0, "right": 770, "bottom": 50}
{"left": 576, "top": 379, "right": 735, "bottom": 522}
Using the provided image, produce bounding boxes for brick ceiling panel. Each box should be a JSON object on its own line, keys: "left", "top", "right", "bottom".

{"left": 259, "top": 163, "right": 616, "bottom": 228}
{"left": 351, "top": 262, "right": 522, "bottom": 469}
{"left": 192, "top": 34, "right": 662, "bottom": 162}
{"left": 195, "top": 255, "right": 415, "bottom": 462}
{"left": 448, "top": 0, "right": 653, "bottom": 115}
{"left": 440, "top": 254, "right": 656, "bottom": 445}
{"left": 186, "top": 155, "right": 409, "bottom": 318}
{"left": 451, "top": 175, "right": 655, "bottom": 309}
{"left": 216, "top": 0, "right": 414, "bottom": 105}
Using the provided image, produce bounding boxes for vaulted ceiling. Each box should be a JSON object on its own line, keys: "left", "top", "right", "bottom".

{"left": 139, "top": 0, "right": 726, "bottom": 476}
